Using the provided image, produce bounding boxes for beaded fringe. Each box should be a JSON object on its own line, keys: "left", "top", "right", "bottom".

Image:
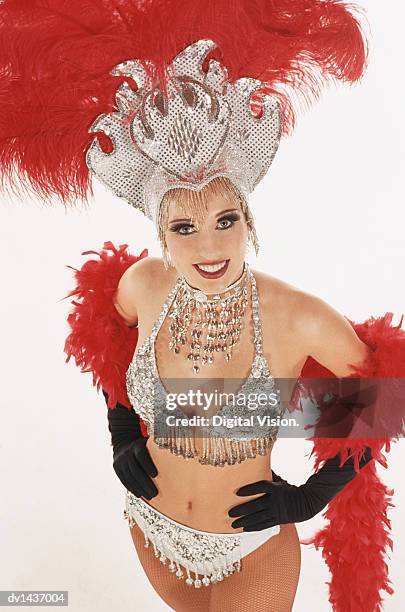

{"left": 124, "top": 495, "right": 242, "bottom": 588}
{"left": 154, "top": 431, "right": 275, "bottom": 466}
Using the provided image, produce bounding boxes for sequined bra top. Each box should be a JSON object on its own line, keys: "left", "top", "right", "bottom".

{"left": 126, "top": 269, "right": 285, "bottom": 466}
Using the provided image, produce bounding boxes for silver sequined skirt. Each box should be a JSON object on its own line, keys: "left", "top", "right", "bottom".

{"left": 124, "top": 491, "right": 280, "bottom": 588}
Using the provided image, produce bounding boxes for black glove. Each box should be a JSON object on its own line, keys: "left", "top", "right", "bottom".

{"left": 270, "top": 470, "right": 288, "bottom": 485}
{"left": 228, "top": 447, "right": 373, "bottom": 531}
{"left": 103, "top": 390, "right": 158, "bottom": 500}
{"left": 229, "top": 383, "right": 376, "bottom": 531}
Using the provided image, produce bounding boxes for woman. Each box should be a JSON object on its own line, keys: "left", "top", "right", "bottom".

{"left": 2, "top": 1, "right": 404, "bottom": 611}
{"left": 106, "top": 173, "right": 372, "bottom": 612}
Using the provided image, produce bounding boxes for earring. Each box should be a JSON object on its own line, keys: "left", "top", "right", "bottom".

{"left": 247, "top": 224, "right": 260, "bottom": 257}
{"left": 162, "top": 245, "right": 174, "bottom": 270}
{"left": 241, "top": 198, "right": 259, "bottom": 257}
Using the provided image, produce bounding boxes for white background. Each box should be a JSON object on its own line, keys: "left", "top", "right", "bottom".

{"left": 0, "top": 1, "right": 404, "bottom": 610}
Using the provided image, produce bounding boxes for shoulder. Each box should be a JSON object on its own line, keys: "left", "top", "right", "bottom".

{"left": 114, "top": 256, "right": 175, "bottom": 326}
{"left": 121, "top": 256, "right": 169, "bottom": 286}
{"left": 252, "top": 269, "right": 305, "bottom": 327}
{"left": 252, "top": 269, "right": 371, "bottom": 376}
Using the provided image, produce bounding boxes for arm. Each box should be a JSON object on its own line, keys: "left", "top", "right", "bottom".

{"left": 229, "top": 294, "right": 376, "bottom": 530}
{"left": 293, "top": 293, "right": 379, "bottom": 442}
{"left": 104, "top": 389, "right": 158, "bottom": 500}
{"left": 296, "top": 293, "right": 373, "bottom": 376}
{"left": 229, "top": 445, "right": 373, "bottom": 530}
{"left": 64, "top": 243, "right": 163, "bottom": 496}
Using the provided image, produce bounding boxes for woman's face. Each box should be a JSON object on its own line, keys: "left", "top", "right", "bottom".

{"left": 164, "top": 192, "right": 249, "bottom": 291}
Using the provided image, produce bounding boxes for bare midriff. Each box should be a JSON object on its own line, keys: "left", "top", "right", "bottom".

{"left": 144, "top": 436, "right": 275, "bottom": 533}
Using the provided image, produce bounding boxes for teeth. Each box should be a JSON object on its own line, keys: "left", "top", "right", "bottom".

{"left": 196, "top": 261, "right": 227, "bottom": 273}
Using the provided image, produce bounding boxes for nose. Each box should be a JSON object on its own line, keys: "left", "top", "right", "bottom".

{"left": 195, "top": 229, "right": 226, "bottom": 262}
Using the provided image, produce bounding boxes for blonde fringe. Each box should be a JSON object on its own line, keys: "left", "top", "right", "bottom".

{"left": 157, "top": 177, "right": 259, "bottom": 267}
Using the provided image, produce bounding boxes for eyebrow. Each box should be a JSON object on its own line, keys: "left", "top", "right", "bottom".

{"left": 168, "top": 208, "right": 240, "bottom": 225}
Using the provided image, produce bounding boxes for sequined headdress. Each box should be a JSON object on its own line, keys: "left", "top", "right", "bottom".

{"left": 0, "top": 0, "right": 368, "bottom": 231}
{"left": 87, "top": 39, "right": 282, "bottom": 228}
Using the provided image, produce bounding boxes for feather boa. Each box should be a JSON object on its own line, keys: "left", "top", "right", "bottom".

{"left": 64, "top": 242, "right": 405, "bottom": 612}
{"left": 63, "top": 241, "right": 147, "bottom": 412}
{"left": 297, "top": 314, "right": 405, "bottom": 612}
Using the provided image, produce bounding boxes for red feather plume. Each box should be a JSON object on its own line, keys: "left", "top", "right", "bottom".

{"left": 0, "top": 0, "right": 369, "bottom": 205}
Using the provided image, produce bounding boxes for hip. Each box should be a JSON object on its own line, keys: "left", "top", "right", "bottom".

{"left": 124, "top": 491, "right": 288, "bottom": 588}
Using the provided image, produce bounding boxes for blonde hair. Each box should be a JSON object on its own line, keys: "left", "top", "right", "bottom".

{"left": 157, "top": 176, "right": 259, "bottom": 260}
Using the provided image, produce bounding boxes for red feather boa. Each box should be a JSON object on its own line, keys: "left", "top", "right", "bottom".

{"left": 297, "top": 313, "right": 405, "bottom": 611}
{"left": 63, "top": 241, "right": 147, "bottom": 416}
{"left": 63, "top": 242, "right": 405, "bottom": 612}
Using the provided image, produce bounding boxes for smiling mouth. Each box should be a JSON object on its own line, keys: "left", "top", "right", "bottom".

{"left": 193, "top": 260, "right": 229, "bottom": 278}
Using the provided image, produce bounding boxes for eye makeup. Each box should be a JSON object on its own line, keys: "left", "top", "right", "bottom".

{"left": 169, "top": 212, "right": 241, "bottom": 235}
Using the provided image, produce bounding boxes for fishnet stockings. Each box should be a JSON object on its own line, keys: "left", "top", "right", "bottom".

{"left": 130, "top": 522, "right": 301, "bottom": 611}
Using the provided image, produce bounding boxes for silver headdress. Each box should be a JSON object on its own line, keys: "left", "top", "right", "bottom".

{"left": 86, "top": 39, "right": 282, "bottom": 228}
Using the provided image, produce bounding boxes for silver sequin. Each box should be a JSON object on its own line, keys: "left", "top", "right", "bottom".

{"left": 124, "top": 493, "right": 241, "bottom": 587}
{"left": 86, "top": 39, "right": 282, "bottom": 228}
{"left": 126, "top": 268, "right": 285, "bottom": 465}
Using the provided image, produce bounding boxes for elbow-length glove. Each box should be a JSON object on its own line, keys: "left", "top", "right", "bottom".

{"left": 228, "top": 447, "right": 373, "bottom": 531}
{"left": 229, "top": 380, "right": 376, "bottom": 531}
{"left": 103, "top": 390, "right": 158, "bottom": 500}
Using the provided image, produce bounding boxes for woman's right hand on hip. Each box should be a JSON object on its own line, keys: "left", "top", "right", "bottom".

{"left": 103, "top": 389, "right": 159, "bottom": 500}
{"left": 113, "top": 438, "right": 158, "bottom": 500}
